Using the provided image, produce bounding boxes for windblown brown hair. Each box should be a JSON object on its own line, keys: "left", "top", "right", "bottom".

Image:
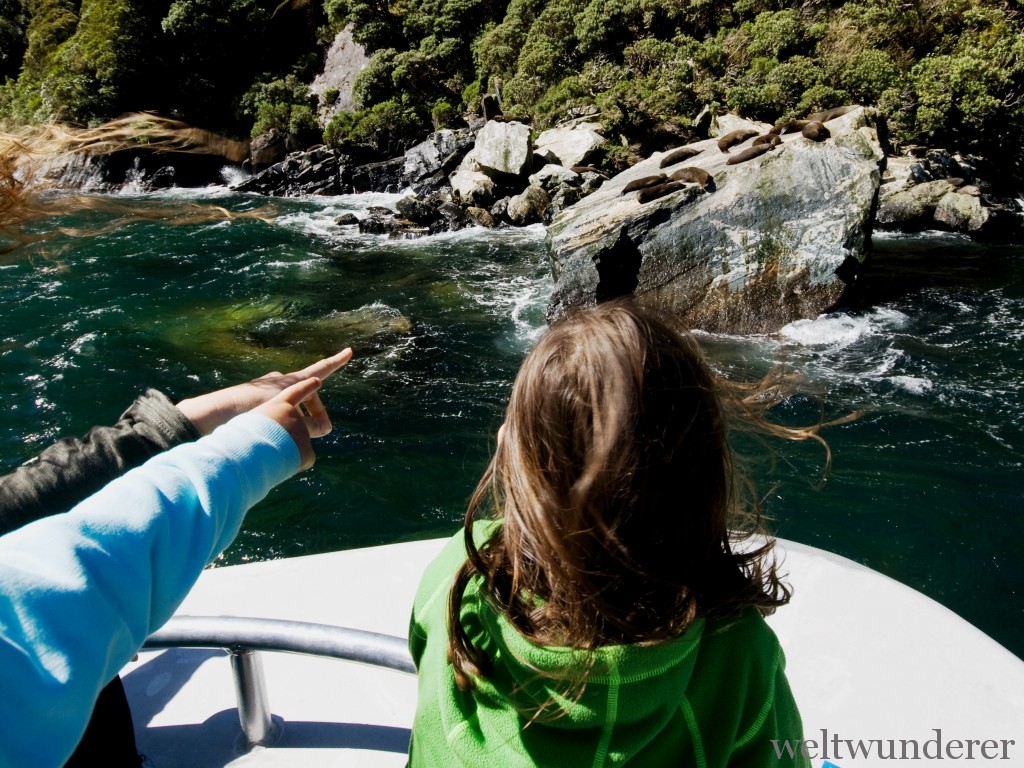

{"left": 0, "top": 113, "right": 265, "bottom": 255}
{"left": 447, "top": 300, "right": 827, "bottom": 690}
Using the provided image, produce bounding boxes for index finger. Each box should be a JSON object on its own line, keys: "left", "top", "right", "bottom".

{"left": 296, "top": 348, "right": 353, "bottom": 382}
{"left": 271, "top": 377, "right": 323, "bottom": 407}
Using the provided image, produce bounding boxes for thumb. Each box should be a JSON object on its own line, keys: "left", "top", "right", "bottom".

{"left": 271, "top": 376, "right": 323, "bottom": 407}
{"left": 255, "top": 377, "right": 321, "bottom": 471}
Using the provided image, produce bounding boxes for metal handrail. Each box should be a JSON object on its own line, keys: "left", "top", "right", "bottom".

{"left": 143, "top": 616, "right": 415, "bottom": 749}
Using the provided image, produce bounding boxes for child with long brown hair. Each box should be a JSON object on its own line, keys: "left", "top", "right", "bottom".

{"left": 409, "top": 300, "right": 816, "bottom": 767}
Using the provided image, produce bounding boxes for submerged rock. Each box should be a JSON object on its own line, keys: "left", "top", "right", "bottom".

{"left": 157, "top": 299, "right": 413, "bottom": 370}
{"left": 547, "top": 107, "right": 886, "bottom": 334}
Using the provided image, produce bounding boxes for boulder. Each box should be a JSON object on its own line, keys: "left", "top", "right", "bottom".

{"left": 507, "top": 184, "right": 550, "bottom": 225}
{"left": 529, "top": 163, "right": 582, "bottom": 193}
{"left": 396, "top": 195, "right": 441, "bottom": 225}
{"left": 490, "top": 196, "right": 511, "bottom": 223}
{"left": 547, "top": 185, "right": 583, "bottom": 219}
{"left": 234, "top": 147, "right": 349, "bottom": 196}
{"left": 546, "top": 107, "right": 886, "bottom": 334}
{"left": 534, "top": 123, "right": 605, "bottom": 168}
{"left": 876, "top": 178, "right": 958, "bottom": 228}
{"left": 402, "top": 129, "right": 476, "bottom": 186}
{"left": 934, "top": 191, "right": 988, "bottom": 232}
{"left": 250, "top": 129, "right": 288, "bottom": 171}
{"left": 450, "top": 169, "right": 497, "bottom": 207}
{"left": 473, "top": 120, "right": 532, "bottom": 178}
{"left": 875, "top": 154, "right": 1022, "bottom": 240}
{"left": 466, "top": 206, "right": 497, "bottom": 228}
{"left": 351, "top": 157, "right": 404, "bottom": 193}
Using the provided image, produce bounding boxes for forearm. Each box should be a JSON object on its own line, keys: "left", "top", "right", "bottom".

{"left": 0, "top": 389, "right": 200, "bottom": 534}
{"left": 0, "top": 412, "right": 297, "bottom": 768}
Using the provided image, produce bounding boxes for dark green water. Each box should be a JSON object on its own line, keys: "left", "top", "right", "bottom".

{"left": 2, "top": 190, "right": 1021, "bottom": 660}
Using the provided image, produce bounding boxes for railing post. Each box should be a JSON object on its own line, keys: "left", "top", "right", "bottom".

{"left": 229, "top": 649, "right": 273, "bottom": 747}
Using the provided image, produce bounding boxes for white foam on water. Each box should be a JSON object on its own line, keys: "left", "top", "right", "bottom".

{"left": 220, "top": 166, "right": 249, "bottom": 187}
{"left": 779, "top": 307, "right": 909, "bottom": 348}
{"left": 263, "top": 258, "right": 322, "bottom": 270}
{"left": 890, "top": 375, "right": 934, "bottom": 395}
{"left": 873, "top": 229, "right": 973, "bottom": 243}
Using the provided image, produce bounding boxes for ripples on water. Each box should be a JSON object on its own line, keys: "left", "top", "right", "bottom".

{"left": 1, "top": 192, "right": 1021, "bottom": 658}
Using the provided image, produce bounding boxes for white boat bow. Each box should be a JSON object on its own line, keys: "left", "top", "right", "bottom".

{"left": 123, "top": 538, "right": 1024, "bottom": 767}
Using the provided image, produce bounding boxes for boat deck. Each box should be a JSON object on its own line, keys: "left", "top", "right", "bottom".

{"left": 122, "top": 538, "right": 1024, "bottom": 767}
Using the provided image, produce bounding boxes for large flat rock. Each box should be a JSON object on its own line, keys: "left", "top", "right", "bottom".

{"left": 547, "top": 108, "right": 886, "bottom": 333}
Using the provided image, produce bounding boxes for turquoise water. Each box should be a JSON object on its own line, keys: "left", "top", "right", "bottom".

{"left": 2, "top": 190, "right": 1021, "bottom": 659}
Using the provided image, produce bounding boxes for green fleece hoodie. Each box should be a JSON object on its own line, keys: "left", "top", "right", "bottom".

{"left": 408, "top": 522, "right": 809, "bottom": 768}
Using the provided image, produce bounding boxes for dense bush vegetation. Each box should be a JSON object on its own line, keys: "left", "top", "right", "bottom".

{"left": 0, "top": 0, "right": 1021, "bottom": 173}
{"left": 0, "top": 0, "right": 326, "bottom": 140}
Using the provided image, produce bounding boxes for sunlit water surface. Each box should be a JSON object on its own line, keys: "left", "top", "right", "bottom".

{"left": 2, "top": 190, "right": 1020, "bottom": 659}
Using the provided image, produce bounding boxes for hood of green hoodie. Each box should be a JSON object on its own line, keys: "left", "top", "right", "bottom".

{"left": 461, "top": 577, "right": 705, "bottom": 731}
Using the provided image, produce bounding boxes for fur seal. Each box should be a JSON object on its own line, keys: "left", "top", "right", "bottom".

{"left": 490, "top": 114, "right": 531, "bottom": 124}
{"left": 571, "top": 165, "right": 605, "bottom": 176}
{"left": 752, "top": 134, "right": 783, "bottom": 147}
{"left": 668, "top": 166, "right": 713, "bottom": 189}
{"left": 801, "top": 121, "right": 830, "bottom": 141}
{"left": 770, "top": 120, "right": 808, "bottom": 135}
{"left": 806, "top": 105, "right": 858, "bottom": 123}
{"left": 637, "top": 180, "right": 685, "bottom": 204}
{"left": 658, "top": 146, "right": 701, "bottom": 168}
{"left": 725, "top": 144, "right": 773, "bottom": 165}
{"left": 717, "top": 129, "right": 759, "bottom": 152}
{"left": 621, "top": 174, "right": 667, "bottom": 194}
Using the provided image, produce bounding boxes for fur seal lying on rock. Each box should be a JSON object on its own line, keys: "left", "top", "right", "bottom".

{"left": 770, "top": 120, "right": 807, "bottom": 135}
{"left": 717, "top": 129, "right": 759, "bottom": 152}
{"left": 659, "top": 146, "right": 701, "bottom": 168}
{"left": 621, "top": 174, "right": 667, "bottom": 194}
{"left": 753, "top": 134, "right": 783, "bottom": 147}
{"left": 668, "top": 166, "right": 713, "bottom": 190}
{"left": 637, "top": 180, "right": 685, "bottom": 204}
{"left": 490, "top": 114, "right": 531, "bottom": 124}
{"left": 801, "top": 121, "right": 830, "bottom": 141}
{"left": 806, "top": 105, "right": 859, "bottom": 123}
{"left": 725, "top": 144, "right": 773, "bottom": 165}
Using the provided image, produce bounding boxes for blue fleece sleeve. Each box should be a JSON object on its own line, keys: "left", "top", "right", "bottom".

{"left": 0, "top": 411, "right": 299, "bottom": 768}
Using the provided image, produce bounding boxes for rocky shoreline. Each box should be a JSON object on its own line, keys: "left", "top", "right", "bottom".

{"left": 48, "top": 108, "right": 1024, "bottom": 333}
{"left": 54, "top": 109, "right": 1023, "bottom": 245}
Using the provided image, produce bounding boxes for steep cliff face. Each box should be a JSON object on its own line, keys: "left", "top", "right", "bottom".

{"left": 547, "top": 108, "right": 887, "bottom": 334}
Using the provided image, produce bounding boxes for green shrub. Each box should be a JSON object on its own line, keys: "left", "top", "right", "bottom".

{"left": 323, "top": 99, "right": 424, "bottom": 152}
{"left": 837, "top": 48, "right": 899, "bottom": 105}
{"left": 240, "top": 75, "right": 319, "bottom": 140}
{"left": 431, "top": 98, "right": 458, "bottom": 129}
{"left": 461, "top": 79, "right": 482, "bottom": 113}
{"left": 794, "top": 84, "right": 850, "bottom": 117}
{"left": 743, "top": 9, "right": 806, "bottom": 60}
